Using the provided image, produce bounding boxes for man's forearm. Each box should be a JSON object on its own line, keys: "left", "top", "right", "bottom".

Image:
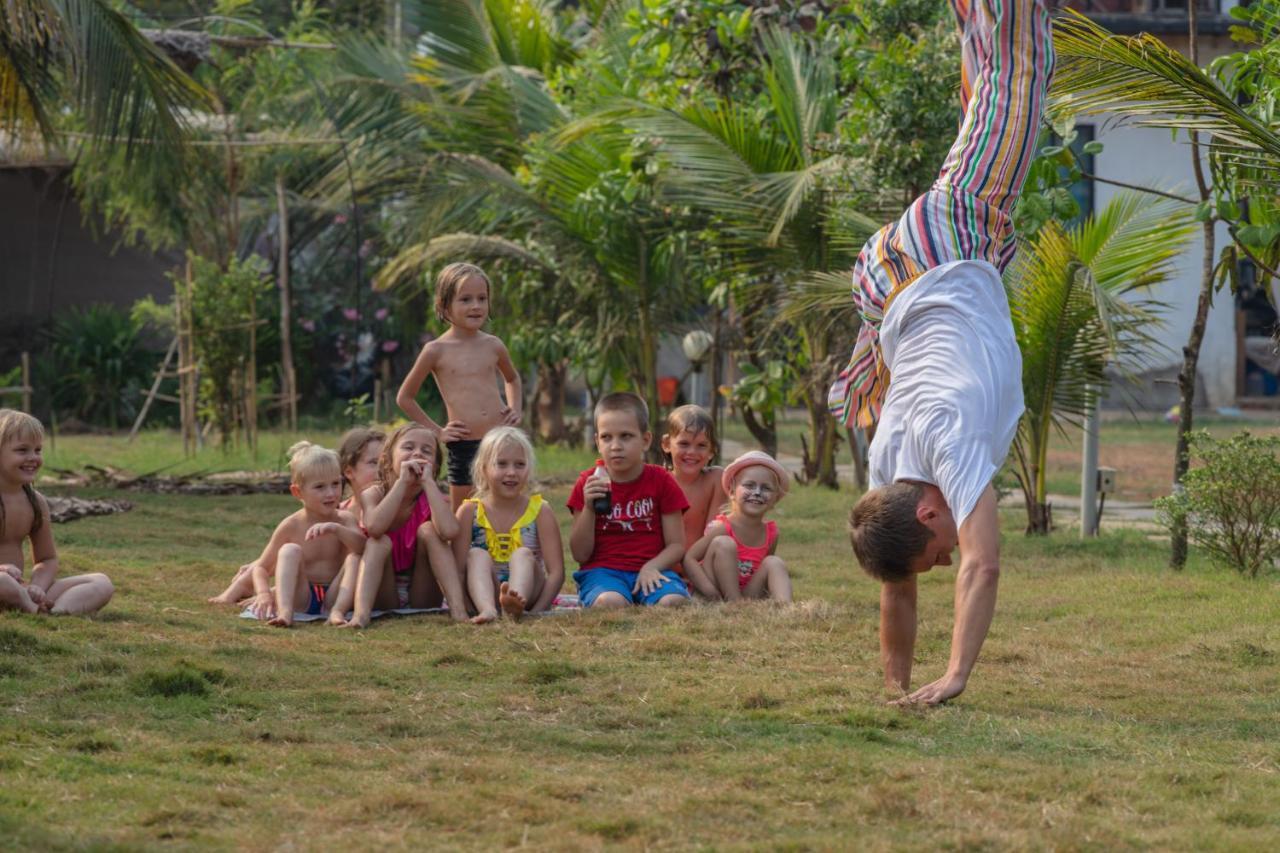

{"left": 880, "top": 580, "right": 917, "bottom": 691}
{"left": 945, "top": 559, "right": 999, "bottom": 680}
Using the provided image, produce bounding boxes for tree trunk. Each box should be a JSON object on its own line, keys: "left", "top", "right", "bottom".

{"left": 847, "top": 426, "right": 868, "bottom": 491}
{"left": 275, "top": 175, "right": 297, "bottom": 431}
{"left": 742, "top": 406, "right": 777, "bottom": 458}
{"left": 534, "top": 361, "right": 568, "bottom": 444}
{"left": 1172, "top": 1, "right": 1211, "bottom": 569}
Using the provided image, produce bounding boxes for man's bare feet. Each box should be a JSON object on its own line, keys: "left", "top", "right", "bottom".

{"left": 470, "top": 608, "right": 498, "bottom": 624}
{"left": 498, "top": 582, "right": 526, "bottom": 621}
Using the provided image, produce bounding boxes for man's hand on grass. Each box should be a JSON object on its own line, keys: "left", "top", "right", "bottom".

{"left": 892, "top": 671, "right": 967, "bottom": 707}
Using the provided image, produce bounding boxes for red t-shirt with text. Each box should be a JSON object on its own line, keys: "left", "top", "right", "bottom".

{"left": 567, "top": 462, "right": 689, "bottom": 572}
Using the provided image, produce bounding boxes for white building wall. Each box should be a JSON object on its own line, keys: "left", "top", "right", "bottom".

{"left": 1088, "top": 122, "right": 1238, "bottom": 408}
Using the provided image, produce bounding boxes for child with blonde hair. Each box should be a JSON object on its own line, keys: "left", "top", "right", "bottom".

{"left": 661, "top": 405, "right": 726, "bottom": 598}
{"left": 397, "top": 262, "right": 523, "bottom": 510}
{"left": 209, "top": 426, "right": 384, "bottom": 610}
{"left": 0, "top": 410, "right": 114, "bottom": 615}
{"left": 686, "top": 451, "right": 792, "bottom": 603}
{"left": 340, "top": 423, "right": 467, "bottom": 627}
{"left": 245, "top": 441, "right": 367, "bottom": 626}
{"left": 453, "top": 427, "right": 564, "bottom": 623}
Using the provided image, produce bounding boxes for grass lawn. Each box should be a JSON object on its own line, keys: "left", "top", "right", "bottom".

{"left": 3, "top": 433, "right": 1279, "bottom": 848}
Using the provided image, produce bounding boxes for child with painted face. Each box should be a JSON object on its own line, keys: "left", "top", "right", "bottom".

{"left": 660, "top": 404, "right": 727, "bottom": 599}
{"left": 686, "top": 451, "right": 792, "bottom": 603}
{"left": 568, "top": 393, "right": 690, "bottom": 609}
{"left": 396, "top": 262, "right": 523, "bottom": 511}
{"left": 209, "top": 426, "right": 384, "bottom": 610}
{"left": 246, "top": 442, "right": 367, "bottom": 627}
{"left": 340, "top": 424, "right": 467, "bottom": 628}
{"left": 453, "top": 427, "right": 564, "bottom": 623}
{"left": 0, "top": 409, "right": 114, "bottom": 616}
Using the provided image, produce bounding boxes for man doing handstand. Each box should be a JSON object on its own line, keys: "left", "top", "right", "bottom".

{"left": 832, "top": 0, "right": 1054, "bottom": 706}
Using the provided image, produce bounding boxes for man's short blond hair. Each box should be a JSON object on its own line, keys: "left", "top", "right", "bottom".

{"left": 849, "top": 483, "right": 933, "bottom": 582}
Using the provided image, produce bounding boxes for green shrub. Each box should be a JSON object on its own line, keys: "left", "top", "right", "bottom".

{"left": 41, "top": 304, "right": 157, "bottom": 428}
{"left": 1155, "top": 431, "right": 1280, "bottom": 578}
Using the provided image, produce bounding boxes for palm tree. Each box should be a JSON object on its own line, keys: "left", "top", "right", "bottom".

{"left": 1008, "top": 192, "right": 1194, "bottom": 534}
{"left": 593, "top": 27, "right": 879, "bottom": 486}
{"left": 1049, "top": 5, "right": 1280, "bottom": 555}
{"left": 1, "top": 0, "right": 204, "bottom": 156}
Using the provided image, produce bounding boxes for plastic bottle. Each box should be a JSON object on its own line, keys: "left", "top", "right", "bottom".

{"left": 591, "top": 465, "right": 611, "bottom": 515}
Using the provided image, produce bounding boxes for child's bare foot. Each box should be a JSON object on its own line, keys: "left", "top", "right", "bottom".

{"left": 267, "top": 613, "right": 294, "bottom": 628}
{"left": 339, "top": 613, "right": 370, "bottom": 629}
{"left": 207, "top": 591, "right": 239, "bottom": 605}
{"left": 498, "top": 582, "right": 526, "bottom": 621}
{"left": 470, "top": 608, "right": 498, "bottom": 624}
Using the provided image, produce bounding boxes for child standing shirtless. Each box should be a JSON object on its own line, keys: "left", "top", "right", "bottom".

{"left": 397, "top": 262, "right": 523, "bottom": 510}
{"left": 0, "top": 410, "right": 114, "bottom": 615}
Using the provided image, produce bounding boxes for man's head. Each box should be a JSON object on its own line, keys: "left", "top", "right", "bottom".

{"left": 849, "top": 482, "right": 959, "bottom": 582}
{"left": 593, "top": 392, "right": 650, "bottom": 479}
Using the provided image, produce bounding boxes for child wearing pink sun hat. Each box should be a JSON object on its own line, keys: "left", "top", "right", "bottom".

{"left": 685, "top": 450, "right": 792, "bottom": 602}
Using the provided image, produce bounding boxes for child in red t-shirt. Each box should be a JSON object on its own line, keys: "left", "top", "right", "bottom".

{"left": 567, "top": 392, "right": 690, "bottom": 608}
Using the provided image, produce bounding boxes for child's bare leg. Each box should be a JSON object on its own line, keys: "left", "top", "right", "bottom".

{"left": 345, "top": 536, "right": 392, "bottom": 628}
{"left": 326, "top": 553, "right": 360, "bottom": 625}
{"left": 654, "top": 593, "right": 687, "bottom": 607}
{"left": 268, "top": 544, "right": 307, "bottom": 627}
{"left": 707, "top": 536, "right": 743, "bottom": 602}
{"left": 500, "top": 548, "right": 541, "bottom": 620}
{"left": 759, "top": 555, "right": 791, "bottom": 603}
{"left": 208, "top": 564, "right": 255, "bottom": 605}
{"left": 682, "top": 553, "right": 719, "bottom": 600}
{"left": 420, "top": 524, "right": 468, "bottom": 622}
{"left": 0, "top": 573, "right": 38, "bottom": 614}
{"left": 466, "top": 549, "right": 498, "bottom": 624}
{"left": 590, "top": 591, "right": 629, "bottom": 610}
{"left": 44, "top": 573, "right": 115, "bottom": 616}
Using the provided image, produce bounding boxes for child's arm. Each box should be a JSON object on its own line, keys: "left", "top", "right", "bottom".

{"left": 451, "top": 502, "right": 475, "bottom": 573}
{"left": 424, "top": 470, "right": 458, "bottom": 541}
{"left": 633, "top": 511, "right": 685, "bottom": 596}
{"left": 25, "top": 494, "right": 59, "bottom": 605}
{"left": 396, "top": 343, "right": 446, "bottom": 436}
{"left": 531, "top": 504, "right": 564, "bottom": 612}
{"left": 685, "top": 520, "right": 727, "bottom": 565}
{"left": 495, "top": 340, "right": 523, "bottom": 426}
{"left": 305, "top": 514, "right": 367, "bottom": 554}
{"left": 569, "top": 474, "right": 608, "bottom": 564}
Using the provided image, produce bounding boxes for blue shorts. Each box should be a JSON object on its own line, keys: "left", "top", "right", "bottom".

{"left": 305, "top": 582, "right": 329, "bottom": 616}
{"left": 573, "top": 568, "right": 689, "bottom": 608}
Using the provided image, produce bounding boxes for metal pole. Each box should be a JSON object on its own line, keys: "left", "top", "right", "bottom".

{"left": 1080, "top": 385, "right": 1100, "bottom": 538}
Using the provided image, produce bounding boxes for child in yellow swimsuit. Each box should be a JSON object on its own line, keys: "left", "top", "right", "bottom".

{"left": 452, "top": 427, "right": 564, "bottom": 622}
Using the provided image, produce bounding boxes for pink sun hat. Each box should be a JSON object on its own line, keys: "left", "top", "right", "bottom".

{"left": 721, "top": 450, "right": 791, "bottom": 498}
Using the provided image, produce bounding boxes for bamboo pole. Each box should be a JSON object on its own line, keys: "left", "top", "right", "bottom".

{"left": 129, "top": 337, "right": 179, "bottom": 442}
{"left": 276, "top": 175, "right": 297, "bottom": 431}
{"left": 21, "top": 352, "right": 30, "bottom": 413}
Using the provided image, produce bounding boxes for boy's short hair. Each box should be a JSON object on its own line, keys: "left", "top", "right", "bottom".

{"left": 849, "top": 482, "right": 932, "bottom": 583}
{"left": 286, "top": 441, "right": 341, "bottom": 486}
{"left": 594, "top": 392, "right": 649, "bottom": 434}
{"left": 434, "top": 262, "right": 490, "bottom": 325}
{"left": 662, "top": 404, "right": 718, "bottom": 461}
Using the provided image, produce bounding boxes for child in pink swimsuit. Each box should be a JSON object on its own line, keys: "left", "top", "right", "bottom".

{"left": 338, "top": 423, "right": 468, "bottom": 628}
{"left": 685, "top": 451, "right": 792, "bottom": 602}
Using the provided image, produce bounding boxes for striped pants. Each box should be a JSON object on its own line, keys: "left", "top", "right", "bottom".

{"left": 828, "top": 0, "right": 1054, "bottom": 429}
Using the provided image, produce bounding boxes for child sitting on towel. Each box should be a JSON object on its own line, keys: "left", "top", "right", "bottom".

{"left": 454, "top": 426, "right": 564, "bottom": 623}
{"left": 246, "top": 442, "right": 367, "bottom": 627}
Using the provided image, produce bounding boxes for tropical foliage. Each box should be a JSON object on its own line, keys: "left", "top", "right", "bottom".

{"left": 1008, "top": 192, "right": 1194, "bottom": 534}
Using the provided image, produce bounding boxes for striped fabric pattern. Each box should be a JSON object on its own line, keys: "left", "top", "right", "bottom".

{"left": 829, "top": 0, "right": 1054, "bottom": 429}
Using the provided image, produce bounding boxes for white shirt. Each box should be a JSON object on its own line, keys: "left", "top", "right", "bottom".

{"left": 867, "top": 260, "right": 1023, "bottom": 526}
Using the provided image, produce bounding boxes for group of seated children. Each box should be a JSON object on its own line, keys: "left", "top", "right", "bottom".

{"left": 0, "top": 260, "right": 791, "bottom": 624}
{"left": 208, "top": 394, "right": 793, "bottom": 626}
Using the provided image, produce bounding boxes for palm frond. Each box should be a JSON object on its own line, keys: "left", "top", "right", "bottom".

{"left": 1051, "top": 10, "right": 1280, "bottom": 173}
{"left": 375, "top": 232, "right": 552, "bottom": 291}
